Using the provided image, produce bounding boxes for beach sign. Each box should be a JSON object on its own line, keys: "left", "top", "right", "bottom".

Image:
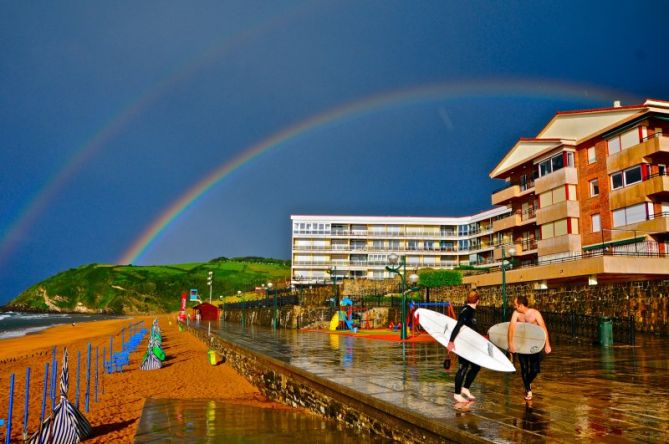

{"left": 189, "top": 289, "right": 199, "bottom": 302}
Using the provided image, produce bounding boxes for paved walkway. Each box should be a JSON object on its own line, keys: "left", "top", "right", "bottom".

{"left": 202, "top": 321, "right": 669, "bottom": 443}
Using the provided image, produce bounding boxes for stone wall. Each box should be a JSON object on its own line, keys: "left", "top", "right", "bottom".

{"left": 445, "top": 280, "right": 669, "bottom": 335}
{"left": 188, "top": 325, "right": 468, "bottom": 443}
{"left": 228, "top": 279, "right": 669, "bottom": 335}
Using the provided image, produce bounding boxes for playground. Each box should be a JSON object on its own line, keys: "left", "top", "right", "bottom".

{"left": 305, "top": 297, "right": 457, "bottom": 343}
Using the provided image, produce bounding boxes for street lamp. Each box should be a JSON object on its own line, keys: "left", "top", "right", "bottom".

{"left": 386, "top": 254, "right": 419, "bottom": 340}
{"left": 268, "top": 282, "right": 277, "bottom": 329}
{"left": 328, "top": 266, "right": 339, "bottom": 310}
{"left": 207, "top": 271, "right": 213, "bottom": 304}
{"left": 501, "top": 244, "right": 516, "bottom": 321}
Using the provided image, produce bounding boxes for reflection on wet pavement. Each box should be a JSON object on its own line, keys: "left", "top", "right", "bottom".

{"left": 205, "top": 321, "right": 669, "bottom": 443}
{"left": 135, "top": 398, "right": 384, "bottom": 443}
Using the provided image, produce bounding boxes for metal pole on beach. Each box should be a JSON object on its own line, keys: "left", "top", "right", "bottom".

{"left": 40, "top": 363, "right": 48, "bottom": 436}
{"left": 50, "top": 346, "right": 56, "bottom": 411}
{"left": 76, "top": 351, "right": 81, "bottom": 408}
{"left": 85, "top": 343, "right": 91, "bottom": 413}
{"left": 23, "top": 367, "right": 30, "bottom": 441}
{"left": 5, "top": 373, "right": 14, "bottom": 444}
{"left": 95, "top": 347, "right": 99, "bottom": 403}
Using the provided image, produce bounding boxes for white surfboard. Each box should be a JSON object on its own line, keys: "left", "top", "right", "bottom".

{"left": 488, "top": 322, "right": 546, "bottom": 354}
{"left": 415, "top": 308, "right": 514, "bottom": 372}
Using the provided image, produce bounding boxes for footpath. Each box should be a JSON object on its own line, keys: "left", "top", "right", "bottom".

{"left": 203, "top": 322, "right": 669, "bottom": 443}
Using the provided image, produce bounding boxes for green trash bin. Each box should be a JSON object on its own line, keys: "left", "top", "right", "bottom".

{"left": 599, "top": 317, "right": 613, "bottom": 347}
{"left": 208, "top": 349, "right": 218, "bottom": 366}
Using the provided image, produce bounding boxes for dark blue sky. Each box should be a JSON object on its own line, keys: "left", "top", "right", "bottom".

{"left": 2, "top": 0, "right": 669, "bottom": 304}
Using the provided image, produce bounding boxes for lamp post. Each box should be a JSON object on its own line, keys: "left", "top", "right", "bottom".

{"left": 207, "top": 271, "right": 213, "bottom": 304}
{"left": 268, "top": 282, "right": 277, "bottom": 329}
{"left": 501, "top": 244, "right": 516, "bottom": 321}
{"left": 329, "top": 266, "right": 338, "bottom": 310}
{"left": 386, "top": 254, "right": 419, "bottom": 340}
{"left": 240, "top": 290, "right": 246, "bottom": 327}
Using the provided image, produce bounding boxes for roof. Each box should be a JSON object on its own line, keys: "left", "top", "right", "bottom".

{"left": 489, "top": 139, "right": 565, "bottom": 179}
{"left": 538, "top": 106, "right": 644, "bottom": 140}
{"left": 491, "top": 99, "right": 669, "bottom": 179}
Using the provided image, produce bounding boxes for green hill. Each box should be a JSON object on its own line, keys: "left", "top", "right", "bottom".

{"left": 6, "top": 257, "right": 290, "bottom": 314}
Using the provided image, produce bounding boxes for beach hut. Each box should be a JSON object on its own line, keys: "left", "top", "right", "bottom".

{"left": 29, "top": 348, "right": 92, "bottom": 444}
{"left": 192, "top": 302, "right": 219, "bottom": 321}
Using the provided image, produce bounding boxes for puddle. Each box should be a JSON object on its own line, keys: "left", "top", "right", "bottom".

{"left": 135, "top": 398, "right": 383, "bottom": 443}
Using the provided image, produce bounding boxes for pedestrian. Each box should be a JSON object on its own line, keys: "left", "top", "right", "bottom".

{"left": 447, "top": 290, "right": 481, "bottom": 402}
{"left": 508, "top": 295, "right": 552, "bottom": 401}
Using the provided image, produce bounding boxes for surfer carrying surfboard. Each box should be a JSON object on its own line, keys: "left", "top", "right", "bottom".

{"left": 447, "top": 290, "right": 481, "bottom": 402}
{"left": 509, "top": 296, "right": 552, "bottom": 401}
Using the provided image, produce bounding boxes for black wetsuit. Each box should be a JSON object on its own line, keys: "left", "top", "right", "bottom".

{"left": 449, "top": 305, "right": 481, "bottom": 395}
{"left": 518, "top": 348, "right": 543, "bottom": 393}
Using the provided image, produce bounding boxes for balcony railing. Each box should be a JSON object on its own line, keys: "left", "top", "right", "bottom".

{"left": 295, "top": 229, "right": 497, "bottom": 238}
{"left": 519, "top": 239, "right": 538, "bottom": 251}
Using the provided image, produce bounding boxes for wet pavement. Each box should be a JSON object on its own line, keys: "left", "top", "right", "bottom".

{"left": 135, "top": 398, "right": 384, "bottom": 443}
{"left": 158, "top": 320, "right": 669, "bottom": 443}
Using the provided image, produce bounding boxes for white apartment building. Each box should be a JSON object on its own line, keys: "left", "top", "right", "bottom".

{"left": 291, "top": 208, "right": 511, "bottom": 285}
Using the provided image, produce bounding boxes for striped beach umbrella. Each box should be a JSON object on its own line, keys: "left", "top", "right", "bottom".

{"left": 139, "top": 339, "right": 162, "bottom": 371}
{"left": 29, "top": 348, "right": 92, "bottom": 444}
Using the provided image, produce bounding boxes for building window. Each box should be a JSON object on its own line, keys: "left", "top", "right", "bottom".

{"left": 611, "top": 165, "right": 642, "bottom": 190}
{"left": 587, "top": 147, "right": 596, "bottom": 164}
{"left": 539, "top": 218, "right": 574, "bottom": 239}
{"left": 589, "top": 179, "right": 599, "bottom": 197}
{"left": 537, "top": 151, "right": 574, "bottom": 177}
{"left": 607, "top": 128, "right": 640, "bottom": 155}
{"left": 591, "top": 214, "right": 601, "bottom": 232}
{"left": 612, "top": 203, "right": 648, "bottom": 227}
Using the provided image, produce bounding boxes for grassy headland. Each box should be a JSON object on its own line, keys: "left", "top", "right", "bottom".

{"left": 6, "top": 257, "right": 290, "bottom": 314}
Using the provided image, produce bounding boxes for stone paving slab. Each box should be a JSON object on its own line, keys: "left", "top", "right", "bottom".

{"left": 204, "top": 321, "right": 669, "bottom": 443}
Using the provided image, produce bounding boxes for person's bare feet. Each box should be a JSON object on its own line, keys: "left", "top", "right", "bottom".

{"left": 524, "top": 390, "right": 533, "bottom": 401}
{"left": 453, "top": 393, "right": 468, "bottom": 402}
{"left": 461, "top": 387, "right": 476, "bottom": 400}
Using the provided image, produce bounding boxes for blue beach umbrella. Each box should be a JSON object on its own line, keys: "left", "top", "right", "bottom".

{"left": 29, "top": 348, "right": 92, "bottom": 444}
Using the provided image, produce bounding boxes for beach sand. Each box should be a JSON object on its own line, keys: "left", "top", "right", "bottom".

{"left": 0, "top": 315, "right": 291, "bottom": 443}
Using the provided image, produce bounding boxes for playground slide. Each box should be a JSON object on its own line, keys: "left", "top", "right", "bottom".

{"left": 329, "top": 312, "right": 340, "bottom": 331}
{"left": 344, "top": 319, "right": 356, "bottom": 332}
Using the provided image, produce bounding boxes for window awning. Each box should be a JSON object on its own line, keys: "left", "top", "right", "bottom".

{"left": 582, "top": 236, "right": 646, "bottom": 251}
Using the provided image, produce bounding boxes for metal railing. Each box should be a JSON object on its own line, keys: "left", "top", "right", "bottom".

{"left": 470, "top": 306, "right": 636, "bottom": 345}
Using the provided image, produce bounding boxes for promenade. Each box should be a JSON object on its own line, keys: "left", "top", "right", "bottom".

{"left": 199, "top": 321, "right": 669, "bottom": 443}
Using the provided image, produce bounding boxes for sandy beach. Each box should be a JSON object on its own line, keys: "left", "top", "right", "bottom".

{"left": 0, "top": 315, "right": 291, "bottom": 443}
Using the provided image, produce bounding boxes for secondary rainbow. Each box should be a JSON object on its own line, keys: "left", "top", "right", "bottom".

{"left": 0, "top": 3, "right": 315, "bottom": 268}
{"left": 119, "top": 78, "right": 639, "bottom": 264}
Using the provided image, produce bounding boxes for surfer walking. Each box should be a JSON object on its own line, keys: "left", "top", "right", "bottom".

{"left": 447, "top": 290, "right": 481, "bottom": 402}
{"left": 509, "top": 296, "right": 552, "bottom": 401}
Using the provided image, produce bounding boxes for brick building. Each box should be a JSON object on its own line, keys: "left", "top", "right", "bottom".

{"left": 469, "top": 99, "right": 669, "bottom": 289}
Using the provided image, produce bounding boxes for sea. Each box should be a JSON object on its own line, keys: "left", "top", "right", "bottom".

{"left": 0, "top": 311, "right": 125, "bottom": 340}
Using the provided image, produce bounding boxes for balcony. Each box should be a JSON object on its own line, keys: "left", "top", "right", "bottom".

{"left": 491, "top": 180, "right": 535, "bottom": 206}
{"left": 609, "top": 172, "right": 669, "bottom": 211}
{"left": 535, "top": 167, "right": 578, "bottom": 194}
{"left": 537, "top": 234, "right": 581, "bottom": 257}
{"left": 519, "top": 239, "right": 538, "bottom": 254}
{"left": 614, "top": 211, "right": 669, "bottom": 235}
{"left": 536, "top": 200, "right": 580, "bottom": 225}
{"left": 492, "top": 212, "right": 521, "bottom": 232}
{"left": 607, "top": 134, "right": 669, "bottom": 172}
{"left": 493, "top": 244, "right": 521, "bottom": 261}
{"left": 492, "top": 184, "right": 520, "bottom": 205}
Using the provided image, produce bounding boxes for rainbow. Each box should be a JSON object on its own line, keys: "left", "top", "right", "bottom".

{"left": 119, "top": 78, "right": 639, "bottom": 264}
{"left": 0, "top": 3, "right": 317, "bottom": 268}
